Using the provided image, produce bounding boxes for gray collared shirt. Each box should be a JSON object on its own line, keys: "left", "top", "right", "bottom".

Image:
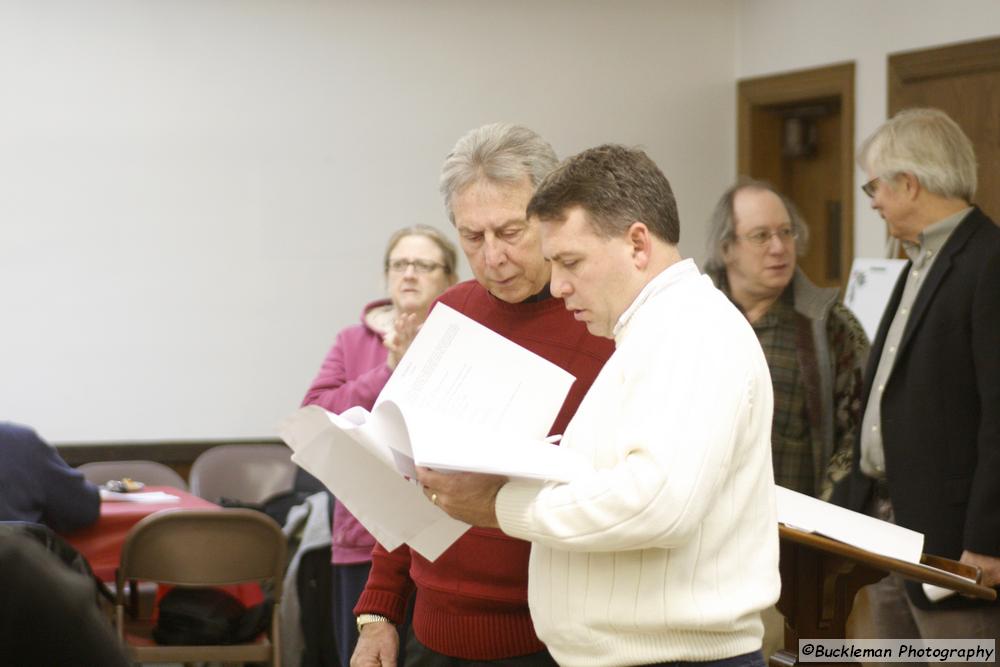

{"left": 859, "top": 207, "right": 972, "bottom": 479}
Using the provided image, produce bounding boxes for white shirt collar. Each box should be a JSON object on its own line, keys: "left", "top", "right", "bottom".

{"left": 612, "top": 258, "right": 699, "bottom": 342}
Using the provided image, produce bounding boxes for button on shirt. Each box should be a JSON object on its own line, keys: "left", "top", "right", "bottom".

{"left": 859, "top": 208, "right": 971, "bottom": 479}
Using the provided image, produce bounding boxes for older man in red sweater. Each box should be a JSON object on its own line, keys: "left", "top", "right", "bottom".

{"left": 351, "top": 124, "right": 613, "bottom": 667}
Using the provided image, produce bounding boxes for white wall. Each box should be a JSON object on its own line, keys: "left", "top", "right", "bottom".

{"left": 736, "top": 0, "right": 1000, "bottom": 259}
{"left": 0, "top": 0, "right": 738, "bottom": 442}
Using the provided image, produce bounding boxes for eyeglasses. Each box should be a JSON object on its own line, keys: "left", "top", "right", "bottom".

{"left": 861, "top": 177, "right": 880, "bottom": 198}
{"left": 387, "top": 258, "right": 445, "bottom": 274}
{"left": 735, "top": 227, "right": 799, "bottom": 247}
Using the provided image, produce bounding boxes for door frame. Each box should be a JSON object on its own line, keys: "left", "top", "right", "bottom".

{"left": 737, "top": 62, "right": 856, "bottom": 285}
{"left": 889, "top": 37, "right": 1000, "bottom": 115}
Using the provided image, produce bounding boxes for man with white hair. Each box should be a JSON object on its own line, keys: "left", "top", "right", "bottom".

{"left": 351, "top": 124, "right": 612, "bottom": 666}
{"left": 834, "top": 108, "right": 1000, "bottom": 638}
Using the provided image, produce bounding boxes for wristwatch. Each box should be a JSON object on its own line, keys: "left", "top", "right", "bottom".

{"left": 356, "top": 613, "right": 393, "bottom": 632}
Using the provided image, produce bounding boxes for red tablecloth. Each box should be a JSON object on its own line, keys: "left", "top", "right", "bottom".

{"left": 62, "top": 486, "right": 216, "bottom": 582}
{"left": 61, "top": 486, "right": 263, "bottom": 606}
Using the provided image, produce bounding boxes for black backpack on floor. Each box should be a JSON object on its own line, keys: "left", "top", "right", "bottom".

{"left": 152, "top": 586, "right": 272, "bottom": 646}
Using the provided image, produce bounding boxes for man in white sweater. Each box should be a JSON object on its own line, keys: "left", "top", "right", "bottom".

{"left": 419, "top": 145, "right": 781, "bottom": 667}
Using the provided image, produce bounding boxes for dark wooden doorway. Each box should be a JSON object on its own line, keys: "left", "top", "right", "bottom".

{"left": 738, "top": 63, "right": 855, "bottom": 288}
{"left": 889, "top": 36, "right": 1000, "bottom": 222}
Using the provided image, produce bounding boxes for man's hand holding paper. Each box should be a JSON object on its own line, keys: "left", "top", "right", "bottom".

{"left": 417, "top": 466, "right": 507, "bottom": 529}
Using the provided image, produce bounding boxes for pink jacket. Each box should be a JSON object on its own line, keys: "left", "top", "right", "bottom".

{"left": 301, "top": 299, "right": 393, "bottom": 564}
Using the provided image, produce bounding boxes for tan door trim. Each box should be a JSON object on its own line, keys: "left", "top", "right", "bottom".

{"left": 889, "top": 38, "right": 1000, "bottom": 110}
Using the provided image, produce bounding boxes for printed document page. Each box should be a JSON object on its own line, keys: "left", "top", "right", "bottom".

{"left": 378, "top": 303, "right": 575, "bottom": 439}
{"left": 379, "top": 400, "right": 589, "bottom": 482}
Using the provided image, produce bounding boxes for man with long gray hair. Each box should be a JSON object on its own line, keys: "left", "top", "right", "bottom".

{"left": 703, "top": 179, "right": 870, "bottom": 659}
{"left": 703, "top": 179, "right": 868, "bottom": 501}
{"left": 834, "top": 108, "right": 1000, "bottom": 640}
{"left": 351, "top": 124, "right": 613, "bottom": 666}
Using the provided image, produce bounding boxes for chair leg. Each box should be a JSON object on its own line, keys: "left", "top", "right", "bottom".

{"left": 272, "top": 604, "right": 281, "bottom": 667}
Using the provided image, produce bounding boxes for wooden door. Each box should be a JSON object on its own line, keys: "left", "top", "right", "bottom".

{"left": 738, "top": 63, "right": 855, "bottom": 288}
{"left": 889, "top": 37, "right": 1000, "bottom": 221}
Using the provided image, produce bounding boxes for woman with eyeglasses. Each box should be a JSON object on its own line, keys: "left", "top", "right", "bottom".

{"left": 300, "top": 224, "right": 458, "bottom": 667}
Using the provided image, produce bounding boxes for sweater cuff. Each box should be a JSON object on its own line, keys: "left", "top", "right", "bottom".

{"left": 354, "top": 588, "right": 408, "bottom": 625}
{"left": 495, "top": 480, "right": 545, "bottom": 540}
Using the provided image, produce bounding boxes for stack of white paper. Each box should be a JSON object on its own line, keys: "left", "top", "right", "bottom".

{"left": 775, "top": 487, "right": 984, "bottom": 603}
{"left": 775, "top": 486, "right": 924, "bottom": 563}
{"left": 280, "top": 303, "right": 586, "bottom": 561}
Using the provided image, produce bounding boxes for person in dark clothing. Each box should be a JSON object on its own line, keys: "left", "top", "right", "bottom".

{"left": 835, "top": 108, "right": 1000, "bottom": 642}
{"left": 0, "top": 422, "right": 100, "bottom": 533}
{"left": 0, "top": 533, "right": 129, "bottom": 666}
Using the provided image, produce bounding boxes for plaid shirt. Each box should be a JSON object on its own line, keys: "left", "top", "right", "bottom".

{"left": 753, "top": 290, "right": 814, "bottom": 495}
{"left": 743, "top": 283, "right": 867, "bottom": 499}
{"left": 711, "top": 269, "right": 868, "bottom": 499}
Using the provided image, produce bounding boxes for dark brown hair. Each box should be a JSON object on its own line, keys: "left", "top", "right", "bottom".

{"left": 526, "top": 144, "right": 679, "bottom": 244}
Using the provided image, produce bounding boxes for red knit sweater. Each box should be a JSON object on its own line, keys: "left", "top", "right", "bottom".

{"left": 354, "top": 280, "right": 613, "bottom": 660}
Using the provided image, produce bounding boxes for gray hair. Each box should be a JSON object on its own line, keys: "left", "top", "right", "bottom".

{"left": 703, "top": 178, "right": 810, "bottom": 281}
{"left": 383, "top": 224, "right": 458, "bottom": 277}
{"left": 439, "top": 123, "right": 559, "bottom": 223}
{"left": 858, "top": 108, "right": 977, "bottom": 201}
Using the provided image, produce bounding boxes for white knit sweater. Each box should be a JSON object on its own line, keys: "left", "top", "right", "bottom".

{"left": 495, "top": 259, "right": 781, "bottom": 667}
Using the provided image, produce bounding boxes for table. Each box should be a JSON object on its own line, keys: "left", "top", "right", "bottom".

{"left": 61, "top": 486, "right": 263, "bottom": 606}
{"left": 62, "top": 486, "right": 216, "bottom": 582}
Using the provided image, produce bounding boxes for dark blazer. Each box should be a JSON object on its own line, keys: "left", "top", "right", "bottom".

{"left": 832, "top": 207, "right": 1000, "bottom": 608}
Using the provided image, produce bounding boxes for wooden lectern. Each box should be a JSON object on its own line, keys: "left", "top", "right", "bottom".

{"left": 771, "top": 524, "right": 997, "bottom": 667}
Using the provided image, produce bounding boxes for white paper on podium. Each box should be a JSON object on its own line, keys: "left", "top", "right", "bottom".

{"left": 776, "top": 489, "right": 986, "bottom": 603}
{"left": 280, "top": 303, "right": 586, "bottom": 561}
{"left": 775, "top": 486, "right": 923, "bottom": 564}
{"left": 844, "top": 258, "right": 908, "bottom": 340}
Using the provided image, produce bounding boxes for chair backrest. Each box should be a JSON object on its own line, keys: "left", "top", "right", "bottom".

{"left": 117, "top": 508, "right": 286, "bottom": 591}
{"left": 78, "top": 460, "right": 188, "bottom": 491}
{"left": 189, "top": 445, "right": 295, "bottom": 504}
{"left": 115, "top": 509, "right": 286, "bottom": 665}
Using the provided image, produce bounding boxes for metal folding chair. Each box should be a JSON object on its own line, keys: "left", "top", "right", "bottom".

{"left": 114, "top": 508, "right": 286, "bottom": 665}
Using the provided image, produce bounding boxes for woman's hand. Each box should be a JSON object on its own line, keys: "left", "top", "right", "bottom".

{"left": 385, "top": 312, "right": 420, "bottom": 370}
